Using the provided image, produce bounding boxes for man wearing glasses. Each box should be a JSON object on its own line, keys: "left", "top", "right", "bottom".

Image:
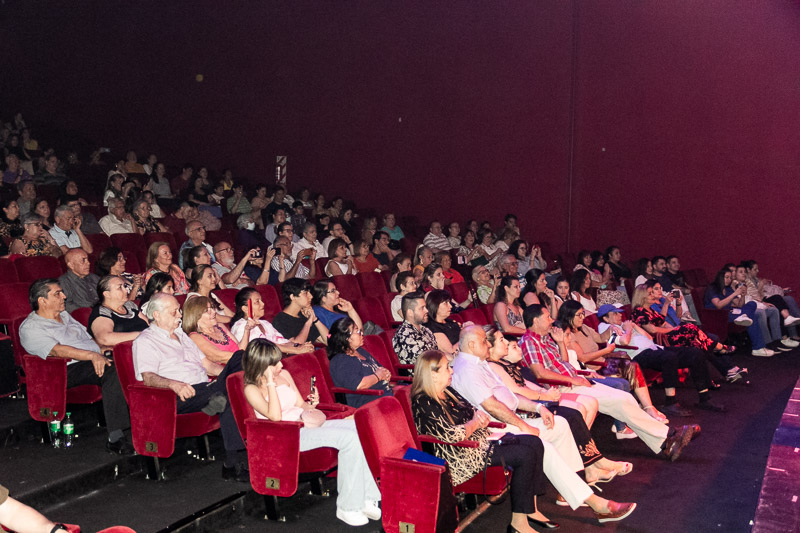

{"left": 179, "top": 220, "right": 215, "bottom": 269}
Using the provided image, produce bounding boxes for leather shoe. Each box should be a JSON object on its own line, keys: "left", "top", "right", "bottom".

{"left": 662, "top": 425, "right": 695, "bottom": 461}
{"left": 595, "top": 501, "right": 637, "bottom": 523}
{"left": 105, "top": 438, "right": 134, "bottom": 455}
{"left": 222, "top": 462, "right": 249, "bottom": 483}
{"left": 697, "top": 400, "right": 727, "bottom": 412}
{"left": 662, "top": 403, "right": 692, "bottom": 417}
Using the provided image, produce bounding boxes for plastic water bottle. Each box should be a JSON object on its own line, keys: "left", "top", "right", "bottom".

{"left": 50, "top": 411, "right": 61, "bottom": 448}
{"left": 63, "top": 412, "right": 74, "bottom": 449}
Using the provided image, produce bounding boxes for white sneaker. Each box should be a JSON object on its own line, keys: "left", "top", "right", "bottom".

{"left": 362, "top": 500, "right": 382, "bottom": 520}
{"left": 783, "top": 338, "right": 800, "bottom": 347}
{"left": 752, "top": 348, "right": 775, "bottom": 357}
{"left": 733, "top": 315, "right": 753, "bottom": 327}
{"left": 785, "top": 316, "right": 800, "bottom": 326}
{"left": 336, "top": 509, "right": 369, "bottom": 527}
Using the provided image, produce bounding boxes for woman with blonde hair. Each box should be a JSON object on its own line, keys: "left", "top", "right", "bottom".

{"left": 144, "top": 241, "right": 189, "bottom": 294}
{"left": 184, "top": 296, "right": 253, "bottom": 367}
{"left": 242, "top": 338, "right": 381, "bottom": 527}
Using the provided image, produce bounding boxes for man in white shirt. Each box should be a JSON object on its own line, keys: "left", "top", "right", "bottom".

{"left": 422, "top": 221, "right": 452, "bottom": 253}
{"left": 49, "top": 204, "right": 93, "bottom": 254}
{"left": 212, "top": 242, "right": 271, "bottom": 289}
{"left": 321, "top": 221, "right": 353, "bottom": 256}
{"left": 292, "top": 222, "right": 327, "bottom": 258}
{"left": 133, "top": 293, "right": 247, "bottom": 481}
{"left": 99, "top": 198, "right": 135, "bottom": 236}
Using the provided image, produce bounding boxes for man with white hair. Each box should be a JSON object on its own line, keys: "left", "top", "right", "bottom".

{"left": 99, "top": 197, "right": 135, "bottom": 236}
{"left": 2, "top": 154, "right": 30, "bottom": 185}
{"left": 212, "top": 242, "right": 272, "bottom": 289}
{"left": 178, "top": 220, "right": 215, "bottom": 269}
{"left": 58, "top": 248, "right": 101, "bottom": 312}
{"left": 133, "top": 293, "right": 247, "bottom": 481}
{"left": 49, "top": 204, "right": 93, "bottom": 254}
{"left": 292, "top": 222, "right": 327, "bottom": 258}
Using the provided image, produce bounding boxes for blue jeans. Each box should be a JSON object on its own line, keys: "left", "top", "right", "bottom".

{"left": 756, "top": 306, "right": 782, "bottom": 344}
{"left": 731, "top": 302, "right": 764, "bottom": 349}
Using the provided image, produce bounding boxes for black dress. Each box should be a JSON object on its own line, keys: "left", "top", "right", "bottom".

{"left": 424, "top": 318, "right": 461, "bottom": 347}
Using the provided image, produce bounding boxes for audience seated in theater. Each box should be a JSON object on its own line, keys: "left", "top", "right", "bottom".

{"left": 495, "top": 228, "right": 519, "bottom": 254}
{"left": 103, "top": 173, "right": 124, "bottom": 207}
{"left": 351, "top": 238, "right": 382, "bottom": 273}
{"left": 371, "top": 230, "right": 396, "bottom": 268}
{"left": 263, "top": 204, "right": 290, "bottom": 243}
{"left": 570, "top": 270, "right": 598, "bottom": 316}
{"left": 477, "top": 229, "right": 503, "bottom": 270}
{"left": 521, "top": 269, "right": 559, "bottom": 317}
{"left": 99, "top": 197, "right": 134, "bottom": 236}
{"left": 162, "top": 202, "right": 198, "bottom": 235}
{"left": 270, "top": 236, "right": 315, "bottom": 282}
{"left": 144, "top": 241, "right": 190, "bottom": 295}
{"left": 88, "top": 275, "right": 148, "bottom": 348}
{"left": 446, "top": 329, "right": 637, "bottom": 526}
{"left": 225, "top": 182, "right": 250, "bottom": 216}
{"left": 170, "top": 164, "right": 194, "bottom": 198}
{"left": 705, "top": 267, "right": 772, "bottom": 358}
{"left": 412, "top": 244, "right": 433, "bottom": 282}
{"left": 141, "top": 190, "right": 164, "bottom": 218}
{"left": 236, "top": 213, "right": 269, "bottom": 253}
{"left": 497, "top": 253, "right": 523, "bottom": 287}
{"left": 494, "top": 276, "right": 526, "bottom": 335}
{"left": 0, "top": 198, "right": 22, "bottom": 240}
{"left": 422, "top": 262, "right": 470, "bottom": 309}
{"left": 242, "top": 338, "right": 381, "bottom": 527}
{"left": 652, "top": 255, "right": 699, "bottom": 323}
{"left": 61, "top": 195, "right": 102, "bottom": 235}
{"left": 133, "top": 292, "right": 247, "bottom": 480}
{"left": 32, "top": 197, "right": 52, "bottom": 230}
{"left": 633, "top": 257, "right": 654, "bottom": 287}
{"left": 187, "top": 265, "right": 234, "bottom": 323}
{"left": 130, "top": 197, "right": 166, "bottom": 234}
{"left": 574, "top": 250, "right": 602, "bottom": 288}
{"left": 340, "top": 208, "right": 356, "bottom": 240}
{"left": 633, "top": 282, "right": 744, "bottom": 386}
{"left": 290, "top": 200, "right": 307, "bottom": 237}
{"left": 21, "top": 278, "right": 131, "bottom": 454}
{"left": 293, "top": 221, "right": 327, "bottom": 258}
{"left": 359, "top": 215, "right": 377, "bottom": 244}
{"left": 393, "top": 291, "right": 438, "bottom": 366}
{"left": 187, "top": 169, "right": 212, "bottom": 209}
{"left": 458, "top": 230, "right": 481, "bottom": 267}
{"left": 272, "top": 278, "right": 329, "bottom": 345}
{"left": 519, "top": 304, "right": 699, "bottom": 460}
{"left": 733, "top": 264, "right": 794, "bottom": 354}
{"left": 230, "top": 288, "right": 313, "bottom": 354}
{"left": 558, "top": 301, "right": 668, "bottom": 425}
{"left": 249, "top": 184, "right": 269, "bottom": 215}
{"left": 327, "top": 317, "right": 393, "bottom": 409}
{"left": 95, "top": 247, "right": 142, "bottom": 300}
{"left": 59, "top": 248, "right": 101, "bottom": 312}
{"left": 49, "top": 204, "right": 93, "bottom": 254}
{"left": 445, "top": 221, "right": 461, "bottom": 249}
{"left": 213, "top": 242, "right": 271, "bottom": 289}
{"left": 312, "top": 278, "right": 379, "bottom": 335}
{"left": 598, "top": 303, "right": 731, "bottom": 417}
{"left": 123, "top": 150, "right": 145, "bottom": 175}
{"left": 435, "top": 251, "right": 464, "bottom": 285}
{"left": 321, "top": 220, "right": 353, "bottom": 257}
{"left": 423, "top": 289, "right": 463, "bottom": 357}
{"left": 34, "top": 154, "right": 66, "bottom": 185}
{"left": 9, "top": 213, "right": 60, "bottom": 256}
{"left": 184, "top": 245, "right": 219, "bottom": 284}
{"left": 388, "top": 253, "right": 411, "bottom": 292}
{"left": 3, "top": 154, "right": 30, "bottom": 185}
{"left": 183, "top": 295, "right": 246, "bottom": 364}
{"left": 391, "top": 271, "right": 418, "bottom": 321}
{"left": 472, "top": 264, "right": 499, "bottom": 305}
{"left": 16, "top": 179, "right": 37, "bottom": 216}
{"left": 147, "top": 162, "right": 173, "bottom": 200}
{"left": 138, "top": 272, "right": 174, "bottom": 316}
{"left": 380, "top": 212, "right": 404, "bottom": 242}
{"left": 553, "top": 276, "right": 570, "bottom": 305}
{"left": 179, "top": 220, "right": 215, "bottom": 269}
{"left": 741, "top": 259, "right": 800, "bottom": 332}
{"left": 605, "top": 246, "right": 632, "bottom": 286}
{"left": 325, "top": 238, "right": 356, "bottom": 277}
{"left": 311, "top": 193, "right": 327, "bottom": 218}
{"left": 296, "top": 187, "right": 312, "bottom": 209}
{"left": 422, "top": 220, "right": 452, "bottom": 253}
{"left": 327, "top": 196, "right": 344, "bottom": 219}
{"left": 265, "top": 185, "right": 291, "bottom": 214}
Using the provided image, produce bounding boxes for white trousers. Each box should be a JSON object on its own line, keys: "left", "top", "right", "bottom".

{"left": 299, "top": 419, "right": 381, "bottom": 512}
{"left": 561, "top": 383, "right": 669, "bottom": 453}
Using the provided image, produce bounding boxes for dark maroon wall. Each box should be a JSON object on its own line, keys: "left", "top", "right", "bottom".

{"left": 3, "top": 1, "right": 800, "bottom": 282}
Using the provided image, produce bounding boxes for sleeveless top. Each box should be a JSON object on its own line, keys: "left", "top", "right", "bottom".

{"left": 88, "top": 301, "right": 148, "bottom": 334}
{"left": 255, "top": 384, "right": 303, "bottom": 421}
{"left": 326, "top": 259, "right": 350, "bottom": 276}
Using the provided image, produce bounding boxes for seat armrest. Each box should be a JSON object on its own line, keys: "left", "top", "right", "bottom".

{"left": 536, "top": 378, "right": 569, "bottom": 386}
{"left": 396, "top": 364, "right": 415, "bottom": 370}
{"left": 317, "top": 402, "right": 347, "bottom": 412}
{"left": 390, "top": 375, "right": 413, "bottom": 383}
{"left": 487, "top": 421, "right": 506, "bottom": 429}
{"left": 330, "top": 386, "right": 384, "bottom": 396}
{"left": 418, "top": 434, "right": 479, "bottom": 448}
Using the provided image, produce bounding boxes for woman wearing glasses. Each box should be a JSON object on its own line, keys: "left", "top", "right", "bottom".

{"left": 88, "top": 275, "right": 149, "bottom": 348}
{"left": 184, "top": 296, "right": 255, "bottom": 366}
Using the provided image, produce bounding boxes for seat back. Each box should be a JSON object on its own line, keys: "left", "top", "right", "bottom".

{"left": 312, "top": 348, "right": 337, "bottom": 397}
{"left": 281, "top": 352, "right": 336, "bottom": 404}
{"left": 354, "top": 296, "right": 391, "bottom": 330}
{"left": 111, "top": 233, "right": 147, "bottom": 252}
{"left": 15, "top": 255, "right": 63, "bottom": 282}
{"left": 445, "top": 282, "right": 470, "bottom": 304}
{"left": 381, "top": 292, "right": 400, "bottom": 323}
{"left": 144, "top": 232, "right": 178, "bottom": 253}
{"left": 113, "top": 341, "right": 138, "bottom": 404}
{"left": 393, "top": 385, "right": 421, "bottom": 448}
{"left": 354, "top": 396, "right": 416, "bottom": 483}
{"left": 0, "top": 257, "right": 20, "bottom": 284}
{"left": 226, "top": 371, "right": 254, "bottom": 443}
{"left": 214, "top": 288, "right": 238, "bottom": 311}
{"left": 456, "top": 307, "right": 489, "bottom": 326}
{"left": 362, "top": 334, "right": 396, "bottom": 375}
{"left": 245, "top": 417, "right": 303, "bottom": 497}
{"left": 481, "top": 303, "right": 496, "bottom": 324}
{"left": 255, "top": 284, "right": 282, "bottom": 321}
{"left": 71, "top": 307, "right": 92, "bottom": 328}
{"left": 23, "top": 355, "right": 67, "bottom": 422}
{"left": 357, "top": 271, "right": 387, "bottom": 296}
{"left": 86, "top": 233, "right": 112, "bottom": 252}
{"left": 381, "top": 269, "right": 393, "bottom": 291}
{"left": 583, "top": 313, "right": 601, "bottom": 331}
{"left": 330, "top": 274, "right": 362, "bottom": 302}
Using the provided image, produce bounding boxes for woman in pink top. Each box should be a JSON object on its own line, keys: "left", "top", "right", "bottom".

{"left": 183, "top": 296, "right": 254, "bottom": 365}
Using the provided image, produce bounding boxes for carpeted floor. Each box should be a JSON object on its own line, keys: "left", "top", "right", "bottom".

{"left": 2, "top": 348, "right": 796, "bottom": 532}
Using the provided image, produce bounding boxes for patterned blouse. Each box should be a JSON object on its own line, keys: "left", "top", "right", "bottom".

{"left": 392, "top": 321, "right": 438, "bottom": 366}
{"left": 631, "top": 306, "right": 714, "bottom": 351}
{"left": 134, "top": 215, "right": 161, "bottom": 234}
{"left": 412, "top": 387, "right": 493, "bottom": 486}
{"left": 18, "top": 236, "right": 54, "bottom": 257}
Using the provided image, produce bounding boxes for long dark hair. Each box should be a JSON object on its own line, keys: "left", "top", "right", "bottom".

{"left": 556, "top": 300, "right": 584, "bottom": 332}
{"left": 326, "top": 316, "right": 356, "bottom": 359}
{"left": 520, "top": 268, "right": 549, "bottom": 308}
{"left": 508, "top": 239, "right": 527, "bottom": 260}
{"left": 140, "top": 272, "right": 173, "bottom": 307}
{"left": 232, "top": 287, "right": 259, "bottom": 325}
{"left": 496, "top": 276, "right": 518, "bottom": 305}
{"left": 710, "top": 267, "right": 730, "bottom": 296}
{"left": 570, "top": 269, "right": 591, "bottom": 297}
{"left": 633, "top": 257, "right": 652, "bottom": 280}
{"left": 589, "top": 251, "right": 604, "bottom": 271}
{"left": 95, "top": 246, "right": 123, "bottom": 277}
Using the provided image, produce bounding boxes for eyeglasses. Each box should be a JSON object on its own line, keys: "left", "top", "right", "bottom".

{"left": 575, "top": 312, "right": 585, "bottom": 318}
{"left": 190, "top": 226, "right": 206, "bottom": 232}
{"left": 326, "top": 288, "right": 340, "bottom": 294}
{"left": 349, "top": 328, "right": 363, "bottom": 337}
{"left": 216, "top": 247, "right": 233, "bottom": 254}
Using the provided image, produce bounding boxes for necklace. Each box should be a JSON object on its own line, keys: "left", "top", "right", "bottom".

{"left": 200, "top": 325, "right": 231, "bottom": 345}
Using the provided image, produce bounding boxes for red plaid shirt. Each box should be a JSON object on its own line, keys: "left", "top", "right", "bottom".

{"left": 519, "top": 330, "right": 578, "bottom": 378}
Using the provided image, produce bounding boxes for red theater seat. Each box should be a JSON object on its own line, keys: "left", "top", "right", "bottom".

{"left": 23, "top": 355, "right": 102, "bottom": 425}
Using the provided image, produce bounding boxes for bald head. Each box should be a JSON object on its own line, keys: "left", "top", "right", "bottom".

{"left": 459, "top": 325, "right": 489, "bottom": 359}
{"left": 65, "top": 248, "right": 91, "bottom": 278}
